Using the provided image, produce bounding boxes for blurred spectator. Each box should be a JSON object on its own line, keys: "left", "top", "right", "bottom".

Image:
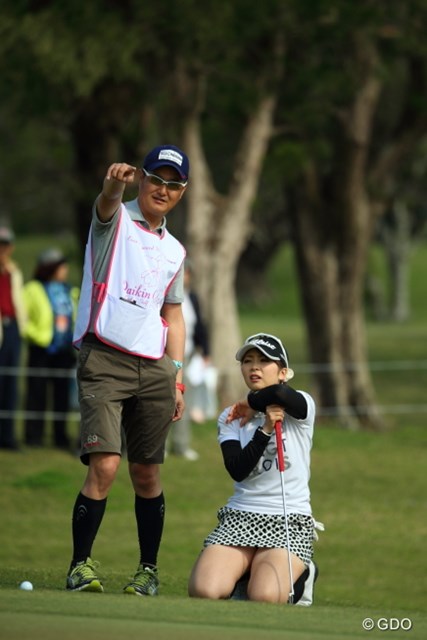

{"left": 168, "top": 260, "right": 217, "bottom": 460}
{"left": 0, "top": 226, "right": 26, "bottom": 451}
{"left": 23, "top": 248, "right": 79, "bottom": 450}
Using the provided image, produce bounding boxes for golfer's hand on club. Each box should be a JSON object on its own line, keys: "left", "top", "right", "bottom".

{"left": 262, "top": 405, "right": 285, "bottom": 435}
{"left": 226, "top": 399, "right": 255, "bottom": 426}
{"left": 105, "top": 163, "right": 140, "bottom": 184}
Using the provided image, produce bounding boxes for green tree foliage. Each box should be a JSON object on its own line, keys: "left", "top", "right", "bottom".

{"left": 1, "top": 0, "right": 427, "bottom": 425}
{"left": 1, "top": 0, "right": 426, "bottom": 233}
{"left": 0, "top": 0, "right": 293, "bottom": 238}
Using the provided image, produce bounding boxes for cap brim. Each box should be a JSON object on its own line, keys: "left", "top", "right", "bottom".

{"left": 236, "top": 344, "right": 283, "bottom": 364}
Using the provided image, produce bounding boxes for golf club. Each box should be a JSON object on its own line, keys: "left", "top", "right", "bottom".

{"left": 248, "top": 385, "right": 296, "bottom": 603}
{"left": 274, "top": 418, "right": 294, "bottom": 604}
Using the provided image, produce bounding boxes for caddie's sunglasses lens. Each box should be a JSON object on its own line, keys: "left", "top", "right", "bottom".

{"left": 143, "top": 169, "right": 187, "bottom": 191}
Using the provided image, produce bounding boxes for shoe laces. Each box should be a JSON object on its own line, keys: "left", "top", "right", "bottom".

{"left": 133, "top": 565, "right": 157, "bottom": 586}
{"left": 73, "top": 558, "right": 100, "bottom": 580}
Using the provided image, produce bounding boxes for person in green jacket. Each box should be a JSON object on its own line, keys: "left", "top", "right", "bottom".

{"left": 23, "top": 248, "right": 79, "bottom": 450}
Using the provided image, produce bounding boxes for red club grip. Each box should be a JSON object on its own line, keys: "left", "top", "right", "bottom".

{"left": 275, "top": 421, "right": 285, "bottom": 472}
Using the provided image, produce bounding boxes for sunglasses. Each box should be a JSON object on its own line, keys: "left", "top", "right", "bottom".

{"left": 143, "top": 169, "right": 187, "bottom": 191}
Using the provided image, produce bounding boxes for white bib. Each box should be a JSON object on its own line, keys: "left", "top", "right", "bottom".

{"left": 73, "top": 205, "right": 185, "bottom": 358}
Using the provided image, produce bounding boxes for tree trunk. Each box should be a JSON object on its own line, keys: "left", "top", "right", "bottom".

{"left": 291, "top": 190, "right": 353, "bottom": 422}
{"left": 183, "top": 95, "right": 277, "bottom": 407}
{"left": 291, "top": 40, "right": 385, "bottom": 429}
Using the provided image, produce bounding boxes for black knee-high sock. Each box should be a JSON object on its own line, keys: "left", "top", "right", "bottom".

{"left": 135, "top": 493, "right": 165, "bottom": 568}
{"left": 71, "top": 492, "right": 107, "bottom": 568}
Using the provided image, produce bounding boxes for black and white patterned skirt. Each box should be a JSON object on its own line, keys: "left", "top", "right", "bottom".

{"left": 203, "top": 506, "right": 315, "bottom": 566}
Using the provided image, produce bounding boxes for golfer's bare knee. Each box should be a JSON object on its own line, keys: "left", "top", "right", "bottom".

{"left": 248, "top": 581, "right": 288, "bottom": 603}
{"left": 189, "top": 580, "right": 228, "bottom": 600}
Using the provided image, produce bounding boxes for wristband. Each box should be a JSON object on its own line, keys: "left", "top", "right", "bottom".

{"left": 258, "top": 426, "right": 273, "bottom": 437}
{"left": 172, "top": 360, "right": 183, "bottom": 370}
{"left": 176, "top": 382, "right": 186, "bottom": 393}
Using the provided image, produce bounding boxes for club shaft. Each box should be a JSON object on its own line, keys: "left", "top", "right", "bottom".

{"left": 275, "top": 420, "right": 295, "bottom": 603}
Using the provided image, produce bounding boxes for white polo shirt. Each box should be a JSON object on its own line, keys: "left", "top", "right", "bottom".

{"left": 217, "top": 390, "right": 315, "bottom": 516}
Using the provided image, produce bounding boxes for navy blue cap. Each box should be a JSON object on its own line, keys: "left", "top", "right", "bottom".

{"left": 142, "top": 145, "right": 189, "bottom": 180}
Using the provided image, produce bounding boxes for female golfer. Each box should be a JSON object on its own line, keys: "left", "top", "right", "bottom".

{"left": 188, "top": 333, "right": 322, "bottom": 604}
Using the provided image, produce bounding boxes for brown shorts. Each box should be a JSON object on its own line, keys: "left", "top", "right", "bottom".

{"left": 77, "top": 336, "right": 177, "bottom": 465}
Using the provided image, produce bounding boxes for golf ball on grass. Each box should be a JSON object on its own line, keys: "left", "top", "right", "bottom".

{"left": 19, "top": 581, "right": 33, "bottom": 591}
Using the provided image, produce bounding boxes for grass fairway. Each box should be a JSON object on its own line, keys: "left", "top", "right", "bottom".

{"left": 2, "top": 238, "right": 426, "bottom": 639}
{"left": 1, "top": 592, "right": 425, "bottom": 640}
{"left": 1, "top": 418, "right": 426, "bottom": 640}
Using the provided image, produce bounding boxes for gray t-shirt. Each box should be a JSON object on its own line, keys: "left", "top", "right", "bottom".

{"left": 91, "top": 197, "right": 184, "bottom": 304}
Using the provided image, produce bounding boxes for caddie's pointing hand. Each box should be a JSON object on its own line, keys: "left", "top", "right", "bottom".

{"left": 106, "top": 163, "right": 140, "bottom": 184}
